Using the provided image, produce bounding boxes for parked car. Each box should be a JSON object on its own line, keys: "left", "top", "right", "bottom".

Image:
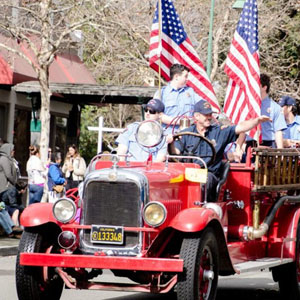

{"left": 15, "top": 120, "right": 300, "bottom": 300}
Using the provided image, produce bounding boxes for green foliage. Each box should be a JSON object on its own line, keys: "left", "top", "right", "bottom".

{"left": 79, "top": 105, "right": 98, "bottom": 165}
{"left": 79, "top": 103, "right": 142, "bottom": 164}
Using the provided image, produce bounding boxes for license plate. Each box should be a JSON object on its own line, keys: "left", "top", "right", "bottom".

{"left": 90, "top": 225, "right": 124, "bottom": 245}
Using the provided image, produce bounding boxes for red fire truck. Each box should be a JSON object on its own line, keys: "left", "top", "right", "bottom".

{"left": 16, "top": 120, "right": 300, "bottom": 300}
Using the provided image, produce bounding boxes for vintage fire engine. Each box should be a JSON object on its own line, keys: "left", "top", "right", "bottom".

{"left": 16, "top": 120, "right": 300, "bottom": 300}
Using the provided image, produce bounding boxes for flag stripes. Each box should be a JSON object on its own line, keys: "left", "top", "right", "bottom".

{"left": 149, "top": 0, "right": 220, "bottom": 112}
{"left": 224, "top": 0, "right": 261, "bottom": 138}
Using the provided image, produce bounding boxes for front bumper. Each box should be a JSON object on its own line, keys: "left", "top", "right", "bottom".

{"left": 20, "top": 253, "right": 183, "bottom": 272}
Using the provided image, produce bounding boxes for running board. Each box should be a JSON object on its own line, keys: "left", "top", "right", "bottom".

{"left": 234, "top": 257, "right": 293, "bottom": 274}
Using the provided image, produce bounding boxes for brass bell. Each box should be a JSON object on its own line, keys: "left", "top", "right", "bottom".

{"left": 179, "top": 118, "right": 191, "bottom": 130}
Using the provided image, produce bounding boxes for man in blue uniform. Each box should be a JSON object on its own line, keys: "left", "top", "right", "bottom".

{"left": 169, "top": 100, "right": 270, "bottom": 201}
{"left": 279, "top": 96, "right": 300, "bottom": 147}
{"left": 260, "top": 74, "right": 287, "bottom": 148}
{"left": 154, "top": 64, "right": 203, "bottom": 134}
{"left": 116, "top": 99, "right": 167, "bottom": 162}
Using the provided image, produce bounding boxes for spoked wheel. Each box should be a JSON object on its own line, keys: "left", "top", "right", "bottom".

{"left": 272, "top": 222, "right": 300, "bottom": 299}
{"left": 16, "top": 230, "right": 64, "bottom": 300}
{"left": 177, "top": 228, "right": 219, "bottom": 300}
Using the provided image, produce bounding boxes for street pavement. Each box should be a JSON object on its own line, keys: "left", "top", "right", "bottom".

{"left": 0, "top": 235, "right": 281, "bottom": 299}
{"left": 0, "top": 255, "right": 280, "bottom": 300}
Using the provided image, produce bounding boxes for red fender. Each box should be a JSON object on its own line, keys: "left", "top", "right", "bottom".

{"left": 169, "top": 207, "right": 220, "bottom": 232}
{"left": 20, "top": 203, "right": 59, "bottom": 227}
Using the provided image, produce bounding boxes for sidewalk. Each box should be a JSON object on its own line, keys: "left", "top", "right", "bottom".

{"left": 0, "top": 235, "right": 19, "bottom": 256}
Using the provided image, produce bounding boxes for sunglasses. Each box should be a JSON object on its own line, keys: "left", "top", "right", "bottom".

{"left": 144, "top": 108, "right": 157, "bottom": 114}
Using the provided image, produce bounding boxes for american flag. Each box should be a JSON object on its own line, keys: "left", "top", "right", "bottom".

{"left": 149, "top": 0, "right": 220, "bottom": 112}
{"left": 223, "top": 0, "right": 261, "bottom": 139}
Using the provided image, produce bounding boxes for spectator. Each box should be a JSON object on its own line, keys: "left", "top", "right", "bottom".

{"left": 1, "top": 180, "right": 26, "bottom": 226}
{"left": 260, "top": 74, "right": 287, "bottom": 148}
{"left": 62, "top": 144, "right": 86, "bottom": 191}
{"left": 116, "top": 98, "right": 167, "bottom": 162}
{"left": 48, "top": 152, "right": 66, "bottom": 203}
{"left": 0, "top": 201, "right": 22, "bottom": 238}
{"left": 278, "top": 96, "right": 300, "bottom": 148}
{"left": 26, "top": 145, "right": 47, "bottom": 204}
{"left": 154, "top": 63, "right": 203, "bottom": 134}
{"left": 0, "top": 138, "right": 6, "bottom": 147}
{"left": 0, "top": 143, "right": 17, "bottom": 199}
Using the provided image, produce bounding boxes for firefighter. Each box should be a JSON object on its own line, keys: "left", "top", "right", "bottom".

{"left": 153, "top": 64, "right": 203, "bottom": 134}
{"left": 116, "top": 99, "right": 167, "bottom": 162}
{"left": 279, "top": 96, "right": 300, "bottom": 148}
{"left": 169, "top": 100, "right": 270, "bottom": 201}
{"left": 260, "top": 74, "right": 287, "bottom": 148}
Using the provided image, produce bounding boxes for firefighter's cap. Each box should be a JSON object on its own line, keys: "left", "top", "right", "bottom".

{"left": 194, "top": 100, "right": 213, "bottom": 115}
{"left": 142, "top": 99, "right": 165, "bottom": 113}
{"left": 279, "top": 96, "right": 296, "bottom": 107}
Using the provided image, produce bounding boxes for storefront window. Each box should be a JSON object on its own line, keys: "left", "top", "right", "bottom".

{"left": 13, "top": 109, "right": 68, "bottom": 176}
{"left": 13, "top": 108, "right": 31, "bottom": 176}
{"left": 0, "top": 105, "right": 6, "bottom": 140}
{"left": 54, "top": 116, "right": 67, "bottom": 157}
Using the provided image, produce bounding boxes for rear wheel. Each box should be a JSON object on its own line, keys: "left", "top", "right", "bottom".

{"left": 177, "top": 228, "right": 219, "bottom": 300}
{"left": 16, "top": 230, "right": 64, "bottom": 300}
{"left": 272, "top": 222, "right": 300, "bottom": 299}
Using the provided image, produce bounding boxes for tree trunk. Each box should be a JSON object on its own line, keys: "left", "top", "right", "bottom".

{"left": 39, "top": 66, "right": 51, "bottom": 164}
{"left": 38, "top": 65, "right": 51, "bottom": 201}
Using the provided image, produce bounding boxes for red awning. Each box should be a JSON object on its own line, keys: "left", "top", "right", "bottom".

{"left": 0, "top": 35, "right": 96, "bottom": 85}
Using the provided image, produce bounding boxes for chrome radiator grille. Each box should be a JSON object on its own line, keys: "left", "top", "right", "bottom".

{"left": 81, "top": 180, "right": 142, "bottom": 251}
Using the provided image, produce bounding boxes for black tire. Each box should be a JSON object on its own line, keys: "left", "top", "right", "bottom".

{"left": 272, "top": 222, "right": 300, "bottom": 299}
{"left": 177, "top": 228, "right": 219, "bottom": 300}
{"left": 15, "top": 230, "right": 64, "bottom": 300}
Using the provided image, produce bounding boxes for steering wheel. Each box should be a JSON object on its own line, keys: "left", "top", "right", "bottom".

{"left": 168, "top": 132, "right": 216, "bottom": 167}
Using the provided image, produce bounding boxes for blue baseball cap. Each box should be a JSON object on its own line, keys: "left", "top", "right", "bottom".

{"left": 194, "top": 100, "right": 213, "bottom": 115}
{"left": 279, "top": 96, "right": 296, "bottom": 107}
{"left": 142, "top": 99, "right": 165, "bottom": 113}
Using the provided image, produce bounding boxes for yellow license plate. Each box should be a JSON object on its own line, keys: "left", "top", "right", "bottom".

{"left": 90, "top": 225, "right": 124, "bottom": 245}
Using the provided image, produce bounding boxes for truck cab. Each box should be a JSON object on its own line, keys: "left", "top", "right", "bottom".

{"left": 16, "top": 121, "right": 300, "bottom": 300}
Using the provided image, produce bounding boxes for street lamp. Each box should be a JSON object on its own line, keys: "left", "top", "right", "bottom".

{"left": 206, "top": 0, "right": 246, "bottom": 77}
{"left": 206, "top": 0, "right": 245, "bottom": 77}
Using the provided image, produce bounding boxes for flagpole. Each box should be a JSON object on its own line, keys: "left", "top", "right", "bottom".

{"left": 158, "top": 0, "right": 162, "bottom": 99}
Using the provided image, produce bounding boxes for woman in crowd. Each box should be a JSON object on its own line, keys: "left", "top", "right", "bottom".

{"left": 48, "top": 152, "right": 66, "bottom": 203}
{"left": 62, "top": 144, "right": 86, "bottom": 191}
{"left": 26, "top": 145, "right": 47, "bottom": 204}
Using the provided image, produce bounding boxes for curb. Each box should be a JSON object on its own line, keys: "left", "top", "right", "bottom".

{"left": 0, "top": 245, "right": 18, "bottom": 257}
{"left": 0, "top": 237, "right": 19, "bottom": 257}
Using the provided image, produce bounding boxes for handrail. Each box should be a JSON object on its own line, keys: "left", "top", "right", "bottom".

{"left": 165, "top": 155, "right": 207, "bottom": 169}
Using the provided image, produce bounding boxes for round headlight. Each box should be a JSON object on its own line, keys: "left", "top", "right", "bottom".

{"left": 143, "top": 202, "right": 167, "bottom": 227}
{"left": 53, "top": 198, "right": 76, "bottom": 223}
{"left": 136, "top": 120, "right": 163, "bottom": 148}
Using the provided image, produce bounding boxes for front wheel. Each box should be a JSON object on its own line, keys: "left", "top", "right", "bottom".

{"left": 15, "top": 230, "right": 64, "bottom": 300}
{"left": 272, "top": 222, "right": 300, "bottom": 299}
{"left": 177, "top": 228, "right": 219, "bottom": 300}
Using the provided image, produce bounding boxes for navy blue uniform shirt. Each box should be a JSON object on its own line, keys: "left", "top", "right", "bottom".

{"left": 175, "top": 124, "right": 237, "bottom": 176}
